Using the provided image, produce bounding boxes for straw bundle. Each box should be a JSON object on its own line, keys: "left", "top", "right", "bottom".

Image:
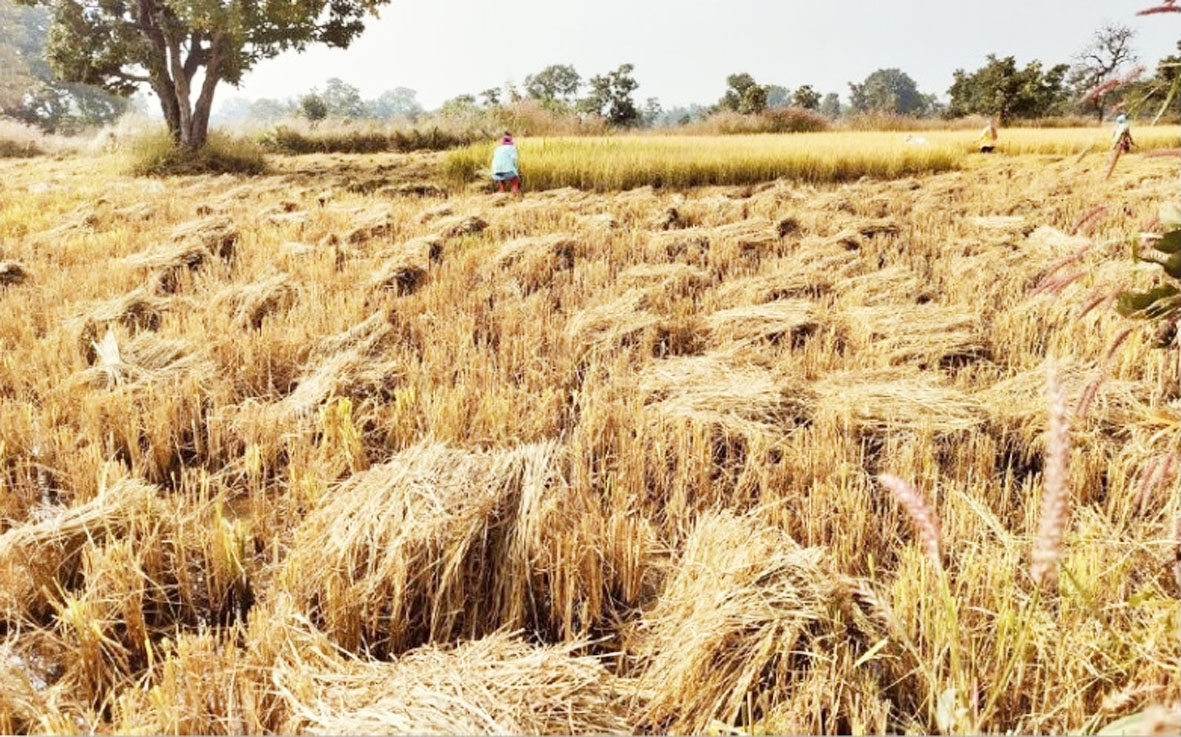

{"left": 812, "top": 369, "right": 985, "bottom": 435}
{"left": 279, "top": 441, "right": 569, "bottom": 654}
{"left": 628, "top": 512, "right": 839, "bottom": 734}
{"left": 638, "top": 354, "right": 809, "bottom": 440}
{"left": 619, "top": 263, "right": 711, "bottom": 298}
{"left": 842, "top": 303, "right": 986, "bottom": 366}
{"left": 169, "top": 216, "right": 239, "bottom": 260}
{"left": 76, "top": 328, "right": 212, "bottom": 390}
{"left": 495, "top": 235, "right": 579, "bottom": 292}
{"left": 437, "top": 214, "right": 488, "bottom": 238}
{"left": 705, "top": 300, "right": 820, "bottom": 347}
{"left": 566, "top": 290, "right": 663, "bottom": 354}
{"left": 0, "top": 479, "right": 157, "bottom": 621}
{"left": 210, "top": 273, "right": 298, "bottom": 328}
{"left": 281, "top": 633, "right": 634, "bottom": 736}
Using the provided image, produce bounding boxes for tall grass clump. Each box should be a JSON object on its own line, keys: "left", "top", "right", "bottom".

{"left": 126, "top": 129, "right": 267, "bottom": 176}
{"left": 445, "top": 133, "right": 964, "bottom": 190}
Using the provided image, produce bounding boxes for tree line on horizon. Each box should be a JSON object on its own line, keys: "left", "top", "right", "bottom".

{"left": 1, "top": 0, "right": 1177, "bottom": 138}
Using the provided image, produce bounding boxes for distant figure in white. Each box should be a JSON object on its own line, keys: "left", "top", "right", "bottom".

{"left": 903, "top": 134, "right": 929, "bottom": 145}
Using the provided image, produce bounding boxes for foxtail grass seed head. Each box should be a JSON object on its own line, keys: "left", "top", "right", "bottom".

{"left": 1031, "top": 365, "right": 1071, "bottom": 588}
{"left": 878, "top": 474, "right": 942, "bottom": 569}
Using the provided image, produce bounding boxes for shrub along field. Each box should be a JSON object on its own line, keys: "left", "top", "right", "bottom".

{"left": 0, "top": 137, "right": 1179, "bottom": 734}
{"left": 446, "top": 126, "right": 1181, "bottom": 190}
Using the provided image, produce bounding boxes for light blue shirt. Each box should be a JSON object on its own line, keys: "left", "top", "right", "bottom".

{"left": 491, "top": 144, "right": 518, "bottom": 178}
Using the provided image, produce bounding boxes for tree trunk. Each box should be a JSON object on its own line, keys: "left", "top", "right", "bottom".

{"left": 152, "top": 77, "right": 182, "bottom": 141}
{"left": 186, "top": 42, "right": 222, "bottom": 150}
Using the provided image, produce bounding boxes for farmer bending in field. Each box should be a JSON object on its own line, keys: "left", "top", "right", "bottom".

{"left": 491, "top": 132, "right": 521, "bottom": 194}
{"left": 977, "top": 119, "right": 999, "bottom": 153}
{"left": 1111, "top": 104, "right": 1134, "bottom": 154}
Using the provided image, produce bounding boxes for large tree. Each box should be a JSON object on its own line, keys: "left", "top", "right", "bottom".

{"left": 793, "top": 84, "right": 821, "bottom": 110}
{"left": 947, "top": 55, "right": 1070, "bottom": 123}
{"left": 718, "top": 73, "right": 768, "bottom": 114}
{"left": 17, "top": 0, "right": 391, "bottom": 149}
{"left": 524, "top": 64, "right": 581, "bottom": 104}
{"left": 848, "top": 68, "right": 930, "bottom": 116}
{"left": 581, "top": 64, "right": 640, "bottom": 126}
{"left": 1070, "top": 23, "right": 1138, "bottom": 119}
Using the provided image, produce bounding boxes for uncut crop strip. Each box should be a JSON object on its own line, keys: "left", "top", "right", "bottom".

{"left": 446, "top": 133, "right": 964, "bottom": 190}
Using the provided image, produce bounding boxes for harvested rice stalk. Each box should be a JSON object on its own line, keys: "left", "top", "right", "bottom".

{"left": 813, "top": 369, "right": 985, "bottom": 435}
{"left": 842, "top": 303, "right": 986, "bottom": 367}
{"left": 169, "top": 216, "right": 239, "bottom": 260}
{"left": 0, "top": 479, "right": 157, "bottom": 622}
{"left": 628, "top": 512, "right": 839, "bottom": 734}
{"left": 639, "top": 354, "right": 810, "bottom": 440}
{"left": 566, "top": 290, "right": 663, "bottom": 354}
{"left": 705, "top": 300, "right": 819, "bottom": 347}
{"left": 278, "top": 441, "right": 569, "bottom": 653}
{"left": 210, "top": 273, "right": 298, "bottom": 328}
{"left": 280, "top": 632, "right": 634, "bottom": 736}
{"left": 495, "top": 235, "right": 578, "bottom": 292}
{"left": 74, "top": 328, "right": 212, "bottom": 390}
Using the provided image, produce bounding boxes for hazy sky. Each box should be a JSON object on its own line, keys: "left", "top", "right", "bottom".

{"left": 224, "top": 0, "right": 1180, "bottom": 111}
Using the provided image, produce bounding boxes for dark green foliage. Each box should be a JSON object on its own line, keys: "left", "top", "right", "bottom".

{"left": 321, "top": 78, "right": 365, "bottom": 119}
{"left": 300, "top": 93, "right": 329, "bottom": 122}
{"left": 581, "top": 64, "right": 640, "bottom": 126}
{"left": 16, "top": 0, "right": 392, "bottom": 149}
{"left": 947, "top": 55, "right": 1071, "bottom": 123}
{"left": 793, "top": 85, "right": 821, "bottom": 111}
{"left": 524, "top": 65, "right": 581, "bottom": 104}
{"left": 718, "top": 73, "right": 769, "bottom": 115}
{"left": 848, "top": 69, "right": 933, "bottom": 116}
{"left": 820, "top": 93, "right": 842, "bottom": 119}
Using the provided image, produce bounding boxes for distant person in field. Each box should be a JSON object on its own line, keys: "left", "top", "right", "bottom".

{"left": 491, "top": 132, "right": 521, "bottom": 194}
{"left": 978, "top": 119, "right": 999, "bottom": 153}
{"left": 1111, "top": 104, "right": 1134, "bottom": 154}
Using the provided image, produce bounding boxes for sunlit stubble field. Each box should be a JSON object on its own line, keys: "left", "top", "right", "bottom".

{"left": 0, "top": 141, "right": 1180, "bottom": 734}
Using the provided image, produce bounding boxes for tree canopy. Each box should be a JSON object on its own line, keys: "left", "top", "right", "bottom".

{"left": 1, "top": 0, "right": 127, "bottom": 131}
{"left": 16, "top": 0, "right": 392, "bottom": 148}
{"left": 581, "top": 64, "right": 640, "bottom": 126}
{"left": 947, "top": 55, "right": 1070, "bottom": 123}
{"left": 718, "top": 73, "right": 768, "bottom": 114}
{"left": 848, "top": 68, "right": 933, "bottom": 116}
{"left": 524, "top": 64, "right": 581, "bottom": 104}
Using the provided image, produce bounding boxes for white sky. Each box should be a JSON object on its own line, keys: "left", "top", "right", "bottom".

{"left": 223, "top": 0, "right": 1181, "bottom": 111}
